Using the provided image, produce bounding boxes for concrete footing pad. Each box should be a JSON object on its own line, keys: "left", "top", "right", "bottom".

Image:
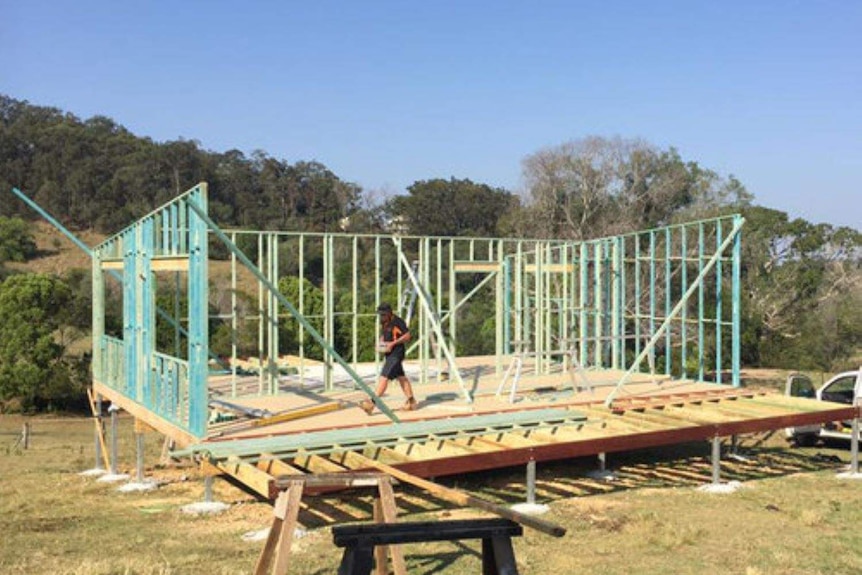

{"left": 697, "top": 480, "right": 743, "bottom": 494}
{"left": 836, "top": 471, "right": 862, "bottom": 480}
{"left": 97, "top": 473, "right": 131, "bottom": 483}
{"left": 79, "top": 468, "right": 107, "bottom": 477}
{"left": 118, "top": 481, "right": 159, "bottom": 493}
{"left": 510, "top": 502, "right": 550, "bottom": 515}
{"left": 181, "top": 501, "right": 230, "bottom": 515}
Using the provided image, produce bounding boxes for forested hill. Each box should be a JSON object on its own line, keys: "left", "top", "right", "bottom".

{"left": 0, "top": 94, "right": 367, "bottom": 234}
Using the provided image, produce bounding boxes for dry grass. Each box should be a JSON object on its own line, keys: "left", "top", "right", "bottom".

{"left": 2, "top": 414, "right": 862, "bottom": 574}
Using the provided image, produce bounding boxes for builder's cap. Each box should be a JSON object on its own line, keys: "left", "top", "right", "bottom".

{"left": 376, "top": 302, "right": 392, "bottom": 314}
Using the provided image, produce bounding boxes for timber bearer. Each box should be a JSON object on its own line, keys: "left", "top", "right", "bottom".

{"left": 361, "top": 302, "right": 418, "bottom": 414}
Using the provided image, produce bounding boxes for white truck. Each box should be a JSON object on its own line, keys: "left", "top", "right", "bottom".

{"left": 786, "top": 367, "right": 862, "bottom": 445}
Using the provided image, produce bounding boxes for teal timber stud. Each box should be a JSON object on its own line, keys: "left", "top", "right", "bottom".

{"left": 123, "top": 227, "right": 137, "bottom": 399}
{"left": 731, "top": 214, "right": 743, "bottom": 387}
{"left": 186, "top": 185, "right": 208, "bottom": 437}
{"left": 715, "top": 219, "right": 724, "bottom": 384}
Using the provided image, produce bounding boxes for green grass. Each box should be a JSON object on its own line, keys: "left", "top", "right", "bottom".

{"left": 2, "top": 414, "right": 861, "bottom": 574}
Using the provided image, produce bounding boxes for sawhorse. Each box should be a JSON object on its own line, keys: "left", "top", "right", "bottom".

{"left": 254, "top": 472, "right": 407, "bottom": 575}
{"left": 333, "top": 518, "right": 523, "bottom": 575}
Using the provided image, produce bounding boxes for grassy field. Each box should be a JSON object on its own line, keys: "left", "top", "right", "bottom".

{"left": 2, "top": 411, "right": 862, "bottom": 575}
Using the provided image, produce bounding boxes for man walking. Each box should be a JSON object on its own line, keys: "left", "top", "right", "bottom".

{"left": 361, "top": 302, "right": 418, "bottom": 415}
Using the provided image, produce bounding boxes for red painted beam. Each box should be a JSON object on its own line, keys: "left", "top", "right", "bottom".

{"left": 386, "top": 405, "right": 860, "bottom": 479}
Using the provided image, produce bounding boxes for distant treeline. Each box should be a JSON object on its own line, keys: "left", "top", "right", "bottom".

{"left": 0, "top": 94, "right": 371, "bottom": 234}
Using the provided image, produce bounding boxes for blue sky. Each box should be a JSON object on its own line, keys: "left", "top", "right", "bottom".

{"left": 2, "top": 1, "right": 860, "bottom": 228}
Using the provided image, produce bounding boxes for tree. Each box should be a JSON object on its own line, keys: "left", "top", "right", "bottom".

{"left": 520, "top": 136, "right": 751, "bottom": 239}
{"left": 741, "top": 206, "right": 862, "bottom": 370}
{"left": 0, "top": 216, "right": 37, "bottom": 262}
{"left": 0, "top": 273, "right": 81, "bottom": 410}
{"left": 388, "top": 178, "right": 518, "bottom": 237}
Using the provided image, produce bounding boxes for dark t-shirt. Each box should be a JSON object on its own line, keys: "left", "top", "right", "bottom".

{"left": 382, "top": 316, "right": 409, "bottom": 361}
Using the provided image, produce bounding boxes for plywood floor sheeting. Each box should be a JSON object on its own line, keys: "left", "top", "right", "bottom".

{"left": 126, "top": 355, "right": 861, "bottom": 501}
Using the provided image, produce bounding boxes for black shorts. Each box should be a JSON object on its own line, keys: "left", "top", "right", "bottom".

{"left": 381, "top": 354, "right": 405, "bottom": 380}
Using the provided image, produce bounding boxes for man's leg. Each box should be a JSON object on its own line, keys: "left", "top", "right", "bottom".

{"left": 396, "top": 376, "right": 417, "bottom": 410}
{"left": 361, "top": 376, "right": 390, "bottom": 415}
{"left": 375, "top": 375, "right": 390, "bottom": 397}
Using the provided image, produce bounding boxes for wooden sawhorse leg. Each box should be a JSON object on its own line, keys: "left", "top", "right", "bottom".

{"left": 254, "top": 481, "right": 304, "bottom": 575}
{"left": 373, "top": 477, "right": 407, "bottom": 575}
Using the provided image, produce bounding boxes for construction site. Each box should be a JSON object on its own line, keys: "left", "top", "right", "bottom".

{"left": 13, "top": 182, "right": 861, "bottom": 574}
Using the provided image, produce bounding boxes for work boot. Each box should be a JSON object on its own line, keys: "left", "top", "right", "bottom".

{"left": 360, "top": 399, "right": 375, "bottom": 415}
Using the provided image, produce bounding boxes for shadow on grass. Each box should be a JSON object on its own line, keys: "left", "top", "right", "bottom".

{"left": 304, "top": 541, "right": 481, "bottom": 575}
{"left": 289, "top": 436, "right": 852, "bottom": 528}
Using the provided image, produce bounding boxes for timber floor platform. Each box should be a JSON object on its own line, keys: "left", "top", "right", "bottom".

{"left": 125, "top": 355, "right": 860, "bottom": 501}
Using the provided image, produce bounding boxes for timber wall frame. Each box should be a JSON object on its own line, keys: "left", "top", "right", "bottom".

{"left": 214, "top": 214, "right": 743, "bottom": 403}
{"left": 17, "top": 182, "right": 744, "bottom": 441}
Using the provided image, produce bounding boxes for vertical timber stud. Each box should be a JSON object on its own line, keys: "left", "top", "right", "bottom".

{"left": 698, "top": 223, "right": 705, "bottom": 381}
{"left": 514, "top": 241, "right": 523, "bottom": 358}
{"left": 715, "top": 219, "right": 723, "bottom": 384}
{"left": 561, "top": 243, "right": 570, "bottom": 374}
{"left": 594, "top": 241, "right": 603, "bottom": 369}
{"left": 681, "top": 225, "right": 688, "bottom": 379}
{"left": 436, "top": 238, "right": 444, "bottom": 378}
{"left": 187, "top": 185, "right": 209, "bottom": 438}
{"left": 420, "top": 237, "right": 430, "bottom": 383}
{"left": 140, "top": 217, "right": 154, "bottom": 411}
{"left": 648, "top": 231, "right": 656, "bottom": 376}
{"left": 374, "top": 237, "right": 381, "bottom": 376}
{"left": 449, "top": 239, "right": 457, "bottom": 363}
{"left": 732, "top": 215, "right": 742, "bottom": 387}
{"left": 92, "top": 248, "right": 105, "bottom": 385}
{"left": 535, "top": 242, "right": 544, "bottom": 375}
{"left": 618, "top": 236, "right": 626, "bottom": 371}
{"left": 324, "top": 235, "right": 334, "bottom": 391}
{"left": 665, "top": 227, "right": 672, "bottom": 377}
{"left": 578, "top": 242, "right": 590, "bottom": 366}
{"left": 230, "top": 232, "right": 238, "bottom": 397}
{"left": 257, "top": 232, "right": 265, "bottom": 395}
{"left": 269, "top": 233, "right": 278, "bottom": 394}
{"left": 352, "top": 236, "right": 358, "bottom": 372}
{"left": 299, "top": 234, "right": 306, "bottom": 383}
{"left": 611, "top": 237, "right": 621, "bottom": 370}
{"left": 123, "top": 228, "right": 137, "bottom": 399}
{"left": 496, "top": 239, "right": 505, "bottom": 377}
{"left": 634, "top": 234, "right": 641, "bottom": 370}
